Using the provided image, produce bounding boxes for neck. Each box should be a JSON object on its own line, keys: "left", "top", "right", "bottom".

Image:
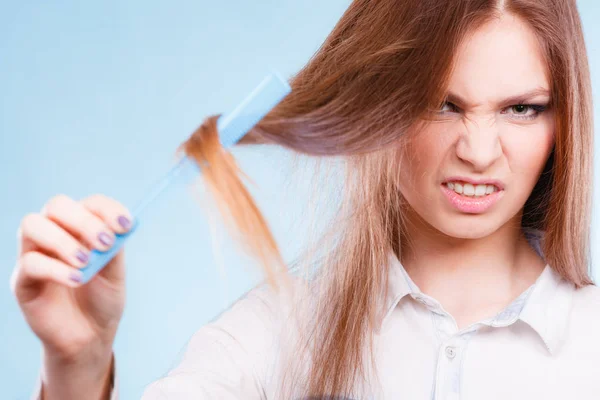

{"left": 400, "top": 212, "right": 546, "bottom": 328}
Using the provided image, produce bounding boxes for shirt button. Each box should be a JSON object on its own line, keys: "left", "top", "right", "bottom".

{"left": 445, "top": 346, "right": 457, "bottom": 359}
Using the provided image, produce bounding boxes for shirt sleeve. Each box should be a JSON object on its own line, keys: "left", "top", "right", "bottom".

{"left": 141, "top": 283, "right": 282, "bottom": 400}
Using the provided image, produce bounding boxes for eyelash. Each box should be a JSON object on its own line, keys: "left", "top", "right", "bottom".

{"left": 439, "top": 102, "right": 548, "bottom": 121}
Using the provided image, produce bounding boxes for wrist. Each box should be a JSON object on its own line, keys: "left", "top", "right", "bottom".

{"left": 43, "top": 337, "right": 113, "bottom": 366}
{"left": 42, "top": 347, "right": 114, "bottom": 400}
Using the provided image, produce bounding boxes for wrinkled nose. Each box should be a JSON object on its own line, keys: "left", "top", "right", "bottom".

{"left": 455, "top": 117, "right": 502, "bottom": 171}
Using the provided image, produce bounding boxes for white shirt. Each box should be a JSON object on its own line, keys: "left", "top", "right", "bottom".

{"left": 33, "top": 232, "right": 600, "bottom": 399}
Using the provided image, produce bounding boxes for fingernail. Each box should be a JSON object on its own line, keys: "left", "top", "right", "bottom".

{"left": 117, "top": 215, "right": 131, "bottom": 230}
{"left": 75, "top": 250, "right": 89, "bottom": 264}
{"left": 70, "top": 272, "right": 82, "bottom": 283}
{"left": 98, "top": 232, "right": 114, "bottom": 247}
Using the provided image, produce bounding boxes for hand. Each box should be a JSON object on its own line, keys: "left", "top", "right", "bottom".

{"left": 11, "top": 194, "right": 132, "bottom": 363}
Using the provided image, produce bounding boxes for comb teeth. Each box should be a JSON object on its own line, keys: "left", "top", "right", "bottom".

{"left": 218, "top": 71, "right": 291, "bottom": 148}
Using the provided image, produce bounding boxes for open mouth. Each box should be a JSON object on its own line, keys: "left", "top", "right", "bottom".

{"left": 441, "top": 180, "right": 504, "bottom": 214}
{"left": 443, "top": 181, "right": 500, "bottom": 197}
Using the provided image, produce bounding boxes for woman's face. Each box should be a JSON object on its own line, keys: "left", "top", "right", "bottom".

{"left": 399, "top": 14, "right": 554, "bottom": 239}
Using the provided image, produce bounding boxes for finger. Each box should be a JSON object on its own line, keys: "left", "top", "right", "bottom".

{"left": 18, "top": 213, "right": 91, "bottom": 268}
{"left": 81, "top": 194, "right": 133, "bottom": 234}
{"left": 81, "top": 195, "right": 131, "bottom": 283}
{"left": 41, "top": 195, "right": 116, "bottom": 251}
{"left": 11, "top": 251, "right": 82, "bottom": 300}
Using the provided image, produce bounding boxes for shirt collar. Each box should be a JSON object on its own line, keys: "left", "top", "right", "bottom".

{"left": 518, "top": 264, "right": 574, "bottom": 354}
{"left": 377, "top": 252, "right": 417, "bottom": 329}
{"left": 378, "top": 231, "right": 574, "bottom": 355}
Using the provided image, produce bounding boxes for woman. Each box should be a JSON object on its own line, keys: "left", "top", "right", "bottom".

{"left": 12, "top": 0, "right": 598, "bottom": 399}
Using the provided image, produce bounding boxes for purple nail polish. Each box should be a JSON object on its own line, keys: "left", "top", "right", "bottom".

{"left": 70, "top": 272, "right": 82, "bottom": 283}
{"left": 118, "top": 215, "right": 131, "bottom": 230}
{"left": 76, "top": 250, "right": 89, "bottom": 263}
{"left": 98, "top": 232, "right": 114, "bottom": 247}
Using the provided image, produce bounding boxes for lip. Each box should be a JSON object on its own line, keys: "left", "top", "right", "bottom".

{"left": 443, "top": 176, "right": 505, "bottom": 190}
{"left": 441, "top": 183, "right": 504, "bottom": 214}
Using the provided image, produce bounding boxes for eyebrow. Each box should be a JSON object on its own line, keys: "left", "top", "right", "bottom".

{"left": 445, "top": 87, "right": 551, "bottom": 108}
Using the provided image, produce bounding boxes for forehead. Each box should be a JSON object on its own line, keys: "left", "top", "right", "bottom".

{"left": 448, "top": 14, "right": 550, "bottom": 104}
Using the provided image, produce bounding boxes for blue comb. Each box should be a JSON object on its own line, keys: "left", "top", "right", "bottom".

{"left": 79, "top": 70, "right": 291, "bottom": 284}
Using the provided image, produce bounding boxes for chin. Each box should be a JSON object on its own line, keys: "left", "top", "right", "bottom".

{"left": 431, "top": 215, "right": 503, "bottom": 240}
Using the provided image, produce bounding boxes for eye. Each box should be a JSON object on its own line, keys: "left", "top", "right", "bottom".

{"left": 503, "top": 104, "right": 548, "bottom": 120}
{"left": 512, "top": 104, "right": 529, "bottom": 114}
{"left": 439, "top": 101, "right": 459, "bottom": 113}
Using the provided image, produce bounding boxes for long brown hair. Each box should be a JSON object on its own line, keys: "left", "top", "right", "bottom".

{"left": 181, "top": 0, "right": 594, "bottom": 397}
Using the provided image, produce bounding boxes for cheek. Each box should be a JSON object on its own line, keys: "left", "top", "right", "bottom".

{"left": 398, "top": 127, "right": 455, "bottom": 198}
{"left": 502, "top": 122, "right": 554, "bottom": 183}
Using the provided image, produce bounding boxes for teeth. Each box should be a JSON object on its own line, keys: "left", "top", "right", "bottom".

{"left": 474, "top": 185, "right": 486, "bottom": 196}
{"left": 445, "top": 182, "right": 497, "bottom": 197}
{"left": 463, "top": 183, "right": 475, "bottom": 196}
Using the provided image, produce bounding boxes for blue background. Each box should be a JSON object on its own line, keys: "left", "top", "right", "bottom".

{"left": 0, "top": 1, "right": 598, "bottom": 398}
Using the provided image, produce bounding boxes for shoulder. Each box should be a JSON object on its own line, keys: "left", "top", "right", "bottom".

{"left": 570, "top": 283, "right": 600, "bottom": 316}
{"left": 566, "top": 283, "right": 600, "bottom": 343}
{"left": 572, "top": 285, "right": 600, "bottom": 318}
{"left": 140, "top": 275, "right": 312, "bottom": 398}
{"left": 195, "top": 274, "right": 310, "bottom": 348}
